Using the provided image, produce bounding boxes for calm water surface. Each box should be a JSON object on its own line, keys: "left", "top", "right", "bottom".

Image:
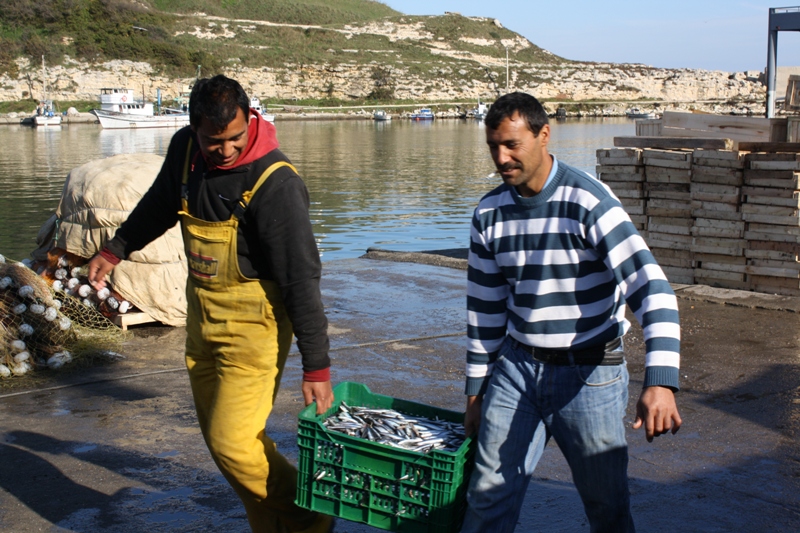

{"left": 0, "top": 118, "right": 633, "bottom": 261}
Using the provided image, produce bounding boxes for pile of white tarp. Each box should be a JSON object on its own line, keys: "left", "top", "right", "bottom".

{"left": 33, "top": 153, "right": 187, "bottom": 326}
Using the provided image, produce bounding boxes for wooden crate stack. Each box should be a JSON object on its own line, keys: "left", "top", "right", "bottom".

{"left": 690, "top": 150, "right": 747, "bottom": 289}
{"left": 642, "top": 149, "right": 694, "bottom": 284}
{"left": 742, "top": 153, "right": 800, "bottom": 296}
{"left": 595, "top": 148, "right": 646, "bottom": 231}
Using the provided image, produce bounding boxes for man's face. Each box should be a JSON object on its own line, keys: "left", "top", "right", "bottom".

{"left": 194, "top": 107, "right": 249, "bottom": 168}
{"left": 486, "top": 112, "right": 550, "bottom": 197}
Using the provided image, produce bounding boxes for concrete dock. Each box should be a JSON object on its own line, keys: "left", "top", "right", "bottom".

{"left": 1, "top": 253, "right": 799, "bottom": 532}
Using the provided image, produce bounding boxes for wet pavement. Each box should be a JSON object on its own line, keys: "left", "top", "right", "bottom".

{"left": 1, "top": 253, "right": 799, "bottom": 532}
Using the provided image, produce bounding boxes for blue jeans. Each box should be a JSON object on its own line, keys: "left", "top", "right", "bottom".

{"left": 461, "top": 337, "right": 634, "bottom": 533}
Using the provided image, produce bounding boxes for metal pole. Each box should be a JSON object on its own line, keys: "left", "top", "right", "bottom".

{"left": 766, "top": 28, "right": 778, "bottom": 118}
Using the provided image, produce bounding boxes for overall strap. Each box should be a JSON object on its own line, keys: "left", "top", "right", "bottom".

{"left": 231, "top": 161, "right": 297, "bottom": 221}
{"left": 180, "top": 138, "right": 194, "bottom": 213}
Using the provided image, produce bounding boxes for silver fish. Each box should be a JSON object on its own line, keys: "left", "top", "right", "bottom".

{"left": 323, "top": 404, "right": 465, "bottom": 453}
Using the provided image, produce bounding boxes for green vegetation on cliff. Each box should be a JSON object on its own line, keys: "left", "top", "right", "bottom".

{"left": 0, "top": 0, "right": 399, "bottom": 76}
{"left": 0, "top": 0, "right": 563, "bottom": 78}
{"left": 0, "top": 0, "right": 218, "bottom": 75}
{"left": 151, "top": 0, "right": 398, "bottom": 25}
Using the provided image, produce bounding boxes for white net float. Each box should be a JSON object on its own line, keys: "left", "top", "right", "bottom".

{"left": 44, "top": 307, "right": 58, "bottom": 322}
{"left": 58, "top": 316, "right": 72, "bottom": 331}
{"left": 47, "top": 351, "right": 73, "bottom": 370}
{"left": 12, "top": 361, "right": 32, "bottom": 375}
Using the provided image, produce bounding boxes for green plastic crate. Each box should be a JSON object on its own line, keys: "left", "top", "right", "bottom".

{"left": 296, "top": 382, "right": 475, "bottom": 533}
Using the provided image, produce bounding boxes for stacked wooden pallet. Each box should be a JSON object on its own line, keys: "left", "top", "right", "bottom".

{"left": 659, "top": 112, "right": 787, "bottom": 143}
{"left": 595, "top": 148, "right": 646, "bottom": 230}
{"left": 690, "top": 150, "right": 747, "bottom": 289}
{"left": 741, "top": 153, "right": 800, "bottom": 296}
{"left": 642, "top": 149, "right": 694, "bottom": 284}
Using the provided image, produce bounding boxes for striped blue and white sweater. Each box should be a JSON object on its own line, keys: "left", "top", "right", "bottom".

{"left": 466, "top": 157, "right": 680, "bottom": 396}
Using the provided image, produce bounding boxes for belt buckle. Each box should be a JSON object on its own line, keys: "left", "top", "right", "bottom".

{"left": 533, "top": 348, "right": 558, "bottom": 364}
{"left": 543, "top": 351, "right": 558, "bottom": 364}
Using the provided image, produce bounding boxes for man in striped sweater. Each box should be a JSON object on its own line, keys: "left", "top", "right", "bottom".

{"left": 461, "top": 92, "right": 681, "bottom": 533}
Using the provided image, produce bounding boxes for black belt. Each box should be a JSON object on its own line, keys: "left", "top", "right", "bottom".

{"left": 513, "top": 338, "right": 623, "bottom": 366}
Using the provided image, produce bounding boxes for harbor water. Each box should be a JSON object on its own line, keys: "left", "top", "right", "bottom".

{"left": 0, "top": 118, "right": 634, "bottom": 262}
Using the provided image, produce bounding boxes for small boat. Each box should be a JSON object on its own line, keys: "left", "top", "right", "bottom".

{"left": 626, "top": 108, "right": 657, "bottom": 119}
{"left": 250, "top": 97, "right": 275, "bottom": 123}
{"left": 33, "top": 56, "right": 62, "bottom": 127}
{"left": 409, "top": 108, "right": 435, "bottom": 121}
{"left": 373, "top": 110, "right": 392, "bottom": 121}
{"left": 34, "top": 102, "right": 61, "bottom": 127}
{"left": 472, "top": 101, "right": 488, "bottom": 121}
{"left": 92, "top": 88, "right": 190, "bottom": 129}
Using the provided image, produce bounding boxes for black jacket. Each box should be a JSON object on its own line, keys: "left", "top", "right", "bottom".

{"left": 106, "top": 126, "right": 330, "bottom": 372}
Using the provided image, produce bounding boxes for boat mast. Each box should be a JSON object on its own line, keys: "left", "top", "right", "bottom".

{"left": 41, "top": 55, "right": 47, "bottom": 104}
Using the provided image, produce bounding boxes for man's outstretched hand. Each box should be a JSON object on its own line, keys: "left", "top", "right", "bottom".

{"left": 87, "top": 254, "right": 116, "bottom": 290}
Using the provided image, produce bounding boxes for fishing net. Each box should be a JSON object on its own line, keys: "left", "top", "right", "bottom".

{"left": 0, "top": 255, "right": 130, "bottom": 379}
{"left": 30, "top": 153, "right": 187, "bottom": 328}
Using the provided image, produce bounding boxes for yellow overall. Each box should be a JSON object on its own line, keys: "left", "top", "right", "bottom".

{"left": 179, "top": 142, "right": 331, "bottom": 533}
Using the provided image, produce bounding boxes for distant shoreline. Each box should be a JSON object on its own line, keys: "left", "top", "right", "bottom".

{"left": 0, "top": 102, "right": 767, "bottom": 126}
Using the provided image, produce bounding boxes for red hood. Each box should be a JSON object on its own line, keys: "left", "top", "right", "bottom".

{"left": 201, "top": 109, "right": 280, "bottom": 170}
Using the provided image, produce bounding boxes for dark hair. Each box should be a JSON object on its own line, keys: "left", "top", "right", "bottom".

{"left": 189, "top": 75, "right": 250, "bottom": 131}
{"left": 484, "top": 92, "right": 549, "bottom": 135}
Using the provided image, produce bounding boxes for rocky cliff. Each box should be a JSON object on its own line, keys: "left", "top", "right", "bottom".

{"left": 0, "top": 14, "right": 766, "bottom": 114}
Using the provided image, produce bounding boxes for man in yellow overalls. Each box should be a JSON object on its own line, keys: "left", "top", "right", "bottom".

{"left": 88, "top": 75, "right": 335, "bottom": 533}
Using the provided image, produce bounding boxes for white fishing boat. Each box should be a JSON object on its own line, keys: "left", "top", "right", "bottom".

{"left": 93, "top": 110, "right": 191, "bottom": 129}
{"left": 92, "top": 88, "right": 190, "bottom": 129}
{"left": 33, "top": 56, "right": 62, "bottom": 127}
{"left": 472, "top": 101, "right": 488, "bottom": 121}
{"left": 250, "top": 97, "right": 275, "bottom": 123}
{"left": 373, "top": 110, "right": 392, "bottom": 121}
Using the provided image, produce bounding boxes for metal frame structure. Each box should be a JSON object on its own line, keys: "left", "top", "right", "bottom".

{"left": 766, "top": 6, "right": 800, "bottom": 117}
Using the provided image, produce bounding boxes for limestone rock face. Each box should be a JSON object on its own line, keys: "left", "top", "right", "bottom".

{"left": 0, "top": 56, "right": 764, "bottom": 111}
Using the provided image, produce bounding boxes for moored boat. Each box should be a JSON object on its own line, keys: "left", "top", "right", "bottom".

{"left": 250, "top": 97, "right": 275, "bottom": 123}
{"left": 33, "top": 57, "right": 62, "bottom": 127}
{"left": 472, "top": 101, "right": 488, "bottom": 121}
{"left": 626, "top": 108, "right": 658, "bottom": 119}
{"left": 92, "top": 110, "right": 191, "bottom": 129}
{"left": 409, "top": 108, "right": 434, "bottom": 120}
{"left": 33, "top": 103, "right": 61, "bottom": 127}
{"left": 92, "top": 88, "right": 189, "bottom": 129}
{"left": 373, "top": 110, "right": 392, "bottom": 121}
